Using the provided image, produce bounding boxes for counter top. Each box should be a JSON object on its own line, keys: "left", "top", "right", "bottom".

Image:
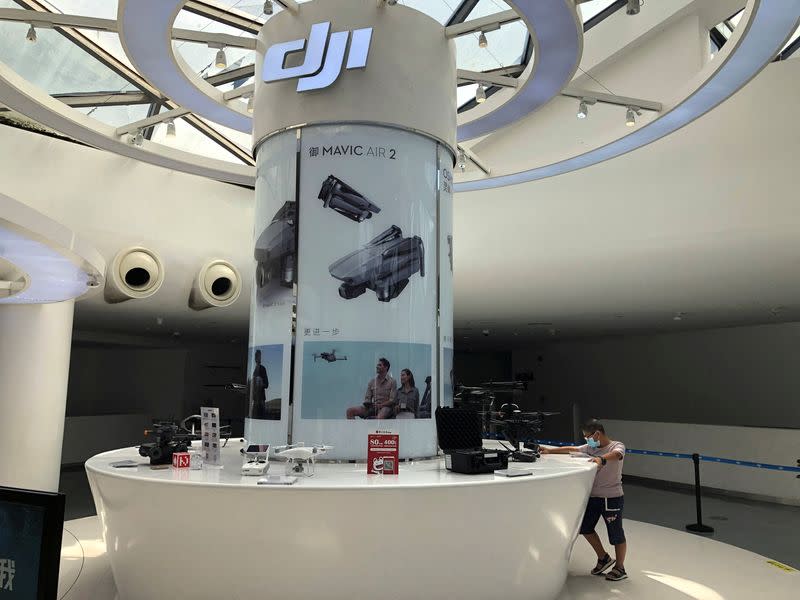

{"left": 85, "top": 441, "right": 595, "bottom": 490}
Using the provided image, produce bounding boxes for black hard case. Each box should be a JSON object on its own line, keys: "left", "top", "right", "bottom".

{"left": 435, "top": 407, "right": 510, "bottom": 474}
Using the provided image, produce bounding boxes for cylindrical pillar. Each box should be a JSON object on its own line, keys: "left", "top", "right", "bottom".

{"left": 247, "top": 0, "right": 456, "bottom": 460}
{"left": 0, "top": 300, "right": 74, "bottom": 492}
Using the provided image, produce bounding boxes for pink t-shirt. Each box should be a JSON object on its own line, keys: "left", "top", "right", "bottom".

{"left": 576, "top": 440, "right": 626, "bottom": 498}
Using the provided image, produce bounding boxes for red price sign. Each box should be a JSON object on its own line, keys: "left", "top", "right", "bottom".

{"left": 367, "top": 432, "right": 399, "bottom": 475}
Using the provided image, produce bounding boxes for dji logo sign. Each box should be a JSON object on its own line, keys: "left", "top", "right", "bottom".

{"left": 263, "top": 22, "right": 373, "bottom": 93}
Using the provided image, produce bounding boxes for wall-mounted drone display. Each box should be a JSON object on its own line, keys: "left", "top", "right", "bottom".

{"left": 328, "top": 225, "right": 424, "bottom": 302}
{"left": 254, "top": 201, "right": 296, "bottom": 305}
{"left": 318, "top": 174, "right": 381, "bottom": 222}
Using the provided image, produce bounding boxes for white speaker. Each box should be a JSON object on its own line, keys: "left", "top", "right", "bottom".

{"left": 189, "top": 260, "right": 242, "bottom": 310}
{"left": 104, "top": 247, "right": 165, "bottom": 303}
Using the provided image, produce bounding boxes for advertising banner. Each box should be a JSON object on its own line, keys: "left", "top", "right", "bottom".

{"left": 293, "top": 124, "right": 439, "bottom": 459}
{"left": 438, "top": 145, "right": 455, "bottom": 408}
{"left": 247, "top": 130, "right": 295, "bottom": 445}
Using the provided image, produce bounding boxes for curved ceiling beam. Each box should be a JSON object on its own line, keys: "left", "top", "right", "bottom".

{"left": 0, "top": 61, "right": 256, "bottom": 186}
{"left": 455, "top": 0, "right": 800, "bottom": 192}
{"left": 0, "top": 193, "right": 105, "bottom": 304}
{"left": 118, "top": 0, "right": 252, "bottom": 134}
{"left": 456, "top": 0, "right": 583, "bottom": 142}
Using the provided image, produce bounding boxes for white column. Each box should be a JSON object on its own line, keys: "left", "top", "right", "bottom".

{"left": 0, "top": 300, "right": 74, "bottom": 492}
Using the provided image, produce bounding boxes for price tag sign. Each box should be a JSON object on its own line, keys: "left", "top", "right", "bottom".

{"left": 367, "top": 431, "right": 399, "bottom": 475}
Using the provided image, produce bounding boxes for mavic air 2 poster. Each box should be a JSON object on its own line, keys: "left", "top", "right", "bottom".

{"left": 438, "top": 144, "right": 455, "bottom": 408}
{"left": 247, "top": 130, "right": 294, "bottom": 445}
{"left": 294, "top": 124, "right": 440, "bottom": 459}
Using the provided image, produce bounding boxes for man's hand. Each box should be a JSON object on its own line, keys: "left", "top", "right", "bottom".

{"left": 589, "top": 457, "right": 603, "bottom": 468}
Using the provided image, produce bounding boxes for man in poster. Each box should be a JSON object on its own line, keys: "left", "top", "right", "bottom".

{"left": 248, "top": 349, "right": 269, "bottom": 419}
{"left": 346, "top": 357, "right": 396, "bottom": 419}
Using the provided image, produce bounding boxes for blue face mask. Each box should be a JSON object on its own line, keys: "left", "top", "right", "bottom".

{"left": 585, "top": 436, "right": 601, "bottom": 449}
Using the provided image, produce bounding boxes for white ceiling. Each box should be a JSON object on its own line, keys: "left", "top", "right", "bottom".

{"left": 2, "top": 1, "right": 799, "bottom": 349}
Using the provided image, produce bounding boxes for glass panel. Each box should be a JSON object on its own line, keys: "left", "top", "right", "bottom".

{"left": 173, "top": 39, "right": 255, "bottom": 78}
{"left": 0, "top": 21, "right": 139, "bottom": 94}
{"left": 578, "top": 0, "right": 619, "bottom": 23}
{"left": 454, "top": 20, "right": 528, "bottom": 71}
{"left": 457, "top": 83, "right": 478, "bottom": 109}
{"left": 76, "top": 103, "right": 151, "bottom": 127}
{"left": 38, "top": 0, "right": 117, "bottom": 19}
{"left": 149, "top": 116, "right": 249, "bottom": 164}
{"left": 74, "top": 29, "right": 135, "bottom": 69}
{"left": 397, "top": 0, "right": 460, "bottom": 24}
{"left": 467, "top": 0, "right": 513, "bottom": 20}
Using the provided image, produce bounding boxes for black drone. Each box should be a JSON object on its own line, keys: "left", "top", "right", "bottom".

{"left": 318, "top": 175, "right": 381, "bottom": 222}
{"left": 254, "top": 201, "right": 296, "bottom": 291}
{"left": 313, "top": 349, "right": 348, "bottom": 363}
{"left": 329, "top": 225, "right": 425, "bottom": 302}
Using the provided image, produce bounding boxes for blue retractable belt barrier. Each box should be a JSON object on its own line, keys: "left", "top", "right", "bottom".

{"left": 532, "top": 440, "right": 800, "bottom": 473}
{"left": 531, "top": 438, "right": 800, "bottom": 536}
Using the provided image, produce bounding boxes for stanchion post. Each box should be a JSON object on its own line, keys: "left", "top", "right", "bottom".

{"left": 685, "top": 453, "right": 715, "bottom": 534}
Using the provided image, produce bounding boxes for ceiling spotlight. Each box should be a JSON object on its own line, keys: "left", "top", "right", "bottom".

{"left": 129, "top": 129, "right": 144, "bottom": 146}
{"left": 165, "top": 119, "right": 176, "bottom": 138}
{"left": 26, "top": 24, "right": 36, "bottom": 43}
{"left": 478, "top": 32, "right": 488, "bottom": 48}
{"left": 458, "top": 151, "right": 467, "bottom": 172}
{"left": 475, "top": 84, "right": 487, "bottom": 104}
{"left": 626, "top": 0, "right": 641, "bottom": 15}
{"left": 215, "top": 47, "right": 227, "bottom": 69}
{"left": 263, "top": 0, "right": 274, "bottom": 15}
{"left": 247, "top": 94, "right": 254, "bottom": 114}
{"left": 386, "top": 0, "right": 398, "bottom": 5}
{"left": 673, "top": 312, "right": 684, "bottom": 321}
{"left": 577, "top": 100, "right": 589, "bottom": 119}
{"left": 625, "top": 106, "right": 641, "bottom": 127}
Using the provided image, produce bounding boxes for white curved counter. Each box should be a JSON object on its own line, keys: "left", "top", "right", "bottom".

{"left": 86, "top": 443, "right": 595, "bottom": 600}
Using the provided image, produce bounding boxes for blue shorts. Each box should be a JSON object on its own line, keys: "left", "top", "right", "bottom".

{"left": 580, "top": 496, "right": 626, "bottom": 545}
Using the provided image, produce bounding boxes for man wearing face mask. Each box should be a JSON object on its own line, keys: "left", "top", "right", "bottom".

{"left": 539, "top": 419, "right": 628, "bottom": 581}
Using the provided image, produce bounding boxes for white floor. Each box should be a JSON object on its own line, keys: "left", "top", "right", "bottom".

{"left": 559, "top": 520, "right": 797, "bottom": 599}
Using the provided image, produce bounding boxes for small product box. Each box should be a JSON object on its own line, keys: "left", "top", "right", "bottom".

{"left": 367, "top": 431, "right": 399, "bottom": 475}
{"left": 172, "top": 452, "right": 191, "bottom": 469}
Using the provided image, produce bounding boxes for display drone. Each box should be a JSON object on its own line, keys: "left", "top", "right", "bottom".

{"left": 328, "top": 225, "right": 424, "bottom": 302}
{"left": 254, "top": 201, "right": 296, "bottom": 291}
{"left": 318, "top": 175, "right": 381, "bottom": 222}
{"left": 274, "top": 444, "right": 333, "bottom": 476}
{"left": 313, "top": 349, "right": 348, "bottom": 363}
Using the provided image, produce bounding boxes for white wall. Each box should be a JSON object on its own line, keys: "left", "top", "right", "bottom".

{"left": 604, "top": 419, "right": 799, "bottom": 506}
{"left": 513, "top": 322, "right": 800, "bottom": 430}
{"left": 512, "top": 323, "right": 800, "bottom": 502}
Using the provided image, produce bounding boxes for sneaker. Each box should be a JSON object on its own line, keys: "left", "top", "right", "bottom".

{"left": 591, "top": 554, "right": 615, "bottom": 576}
{"left": 605, "top": 566, "right": 628, "bottom": 581}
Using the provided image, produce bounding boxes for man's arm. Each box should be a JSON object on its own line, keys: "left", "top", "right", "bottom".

{"left": 588, "top": 446, "right": 624, "bottom": 466}
{"left": 365, "top": 380, "right": 374, "bottom": 403}
{"left": 539, "top": 446, "right": 580, "bottom": 455}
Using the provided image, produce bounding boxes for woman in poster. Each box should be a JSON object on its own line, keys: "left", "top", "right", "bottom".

{"left": 395, "top": 368, "right": 420, "bottom": 419}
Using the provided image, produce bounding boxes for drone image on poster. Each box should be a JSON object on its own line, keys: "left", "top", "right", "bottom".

{"left": 318, "top": 175, "right": 381, "bottom": 222}
{"left": 329, "top": 225, "right": 424, "bottom": 302}
{"left": 313, "top": 349, "right": 348, "bottom": 363}
{"left": 254, "top": 201, "right": 296, "bottom": 303}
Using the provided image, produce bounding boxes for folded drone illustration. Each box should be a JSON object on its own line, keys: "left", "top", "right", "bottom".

{"left": 254, "top": 201, "right": 296, "bottom": 290}
{"left": 328, "top": 225, "right": 424, "bottom": 302}
{"left": 318, "top": 175, "right": 381, "bottom": 222}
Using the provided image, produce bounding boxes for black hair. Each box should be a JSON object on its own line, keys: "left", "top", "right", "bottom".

{"left": 379, "top": 357, "right": 390, "bottom": 370}
{"left": 582, "top": 419, "right": 605, "bottom": 435}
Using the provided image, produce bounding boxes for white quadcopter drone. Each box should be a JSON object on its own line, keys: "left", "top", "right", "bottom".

{"left": 274, "top": 444, "right": 333, "bottom": 476}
